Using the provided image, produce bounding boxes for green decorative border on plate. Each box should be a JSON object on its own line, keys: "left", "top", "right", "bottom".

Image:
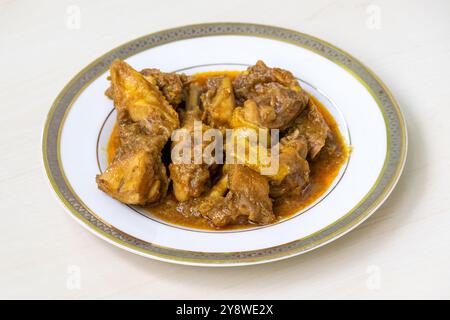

{"left": 42, "top": 23, "right": 407, "bottom": 266}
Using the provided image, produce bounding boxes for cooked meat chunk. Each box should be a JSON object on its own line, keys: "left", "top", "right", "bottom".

{"left": 241, "top": 83, "right": 308, "bottom": 130}
{"left": 105, "top": 68, "right": 189, "bottom": 108}
{"left": 169, "top": 83, "right": 212, "bottom": 202}
{"left": 234, "top": 60, "right": 300, "bottom": 99}
{"left": 96, "top": 150, "right": 168, "bottom": 205}
{"left": 229, "top": 106, "right": 261, "bottom": 131}
{"left": 267, "top": 100, "right": 329, "bottom": 198}
{"left": 270, "top": 130, "right": 310, "bottom": 198}
{"left": 186, "top": 196, "right": 230, "bottom": 226}
{"left": 201, "top": 76, "right": 236, "bottom": 128}
{"left": 98, "top": 60, "right": 349, "bottom": 230}
{"left": 229, "top": 133, "right": 308, "bottom": 199}
{"left": 178, "top": 174, "right": 230, "bottom": 226}
{"left": 280, "top": 128, "right": 309, "bottom": 159}
{"left": 293, "top": 100, "right": 330, "bottom": 159}
{"left": 110, "top": 60, "right": 179, "bottom": 150}
{"left": 178, "top": 82, "right": 204, "bottom": 125}
{"left": 170, "top": 163, "right": 210, "bottom": 202}
{"left": 226, "top": 164, "right": 275, "bottom": 225}
{"left": 96, "top": 59, "right": 179, "bottom": 205}
{"left": 141, "top": 68, "right": 189, "bottom": 107}
{"left": 233, "top": 61, "right": 309, "bottom": 130}
{"left": 229, "top": 109, "right": 294, "bottom": 184}
{"left": 179, "top": 165, "right": 275, "bottom": 227}
{"left": 114, "top": 121, "right": 149, "bottom": 158}
{"left": 226, "top": 126, "right": 286, "bottom": 181}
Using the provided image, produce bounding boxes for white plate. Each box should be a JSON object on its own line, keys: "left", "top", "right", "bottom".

{"left": 42, "top": 23, "right": 407, "bottom": 266}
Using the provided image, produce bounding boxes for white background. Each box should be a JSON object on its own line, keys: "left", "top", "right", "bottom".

{"left": 1, "top": 0, "right": 449, "bottom": 299}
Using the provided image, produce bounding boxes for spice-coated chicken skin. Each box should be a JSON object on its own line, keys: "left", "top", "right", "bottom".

{"left": 96, "top": 60, "right": 179, "bottom": 205}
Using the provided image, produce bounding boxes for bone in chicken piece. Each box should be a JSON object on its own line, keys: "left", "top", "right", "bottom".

{"left": 105, "top": 67, "right": 189, "bottom": 108}
{"left": 96, "top": 150, "right": 169, "bottom": 205}
{"left": 179, "top": 165, "right": 275, "bottom": 227}
{"left": 201, "top": 76, "right": 236, "bottom": 128}
{"left": 141, "top": 68, "right": 190, "bottom": 107}
{"left": 226, "top": 164, "right": 275, "bottom": 225}
{"left": 169, "top": 83, "right": 213, "bottom": 202}
{"left": 96, "top": 59, "right": 179, "bottom": 205}
{"left": 293, "top": 100, "right": 330, "bottom": 159}
{"left": 233, "top": 60, "right": 309, "bottom": 130}
{"left": 269, "top": 129, "right": 310, "bottom": 198}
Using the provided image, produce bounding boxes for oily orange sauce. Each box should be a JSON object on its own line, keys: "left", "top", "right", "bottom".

{"left": 107, "top": 71, "right": 349, "bottom": 230}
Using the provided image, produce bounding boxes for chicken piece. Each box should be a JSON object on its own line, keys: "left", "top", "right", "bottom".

{"left": 207, "top": 173, "right": 229, "bottom": 197}
{"left": 177, "top": 174, "right": 230, "bottom": 225}
{"left": 96, "top": 150, "right": 169, "bottom": 205}
{"left": 228, "top": 88, "right": 324, "bottom": 198}
{"left": 169, "top": 83, "right": 212, "bottom": 202}
{"left": 96, "top": 60, "right": 179, "bottom": 205}
{"left": 226, "top": 164, "right": 275, "bottom": 225}
{"left": 229, "top": 106, "right": 310, "bottom": 198}
{"left": 110, "top": 60, "right": 179, "bottom": 150}
{"left": 233, "top": 61, "right": 309, "bottom": 130}
{"left": 293, "top": 100, "right": 330, "bottom": 159}
{"left": 141, "top": 68, "right": 189, "bottom": 107}
{"left": 179, "top": 165, "right": 275, "bottom": 227}
{"left": 229, "top": 106, "right": 261, "bottom": 131}
{"left": 243, "top": 83, "right": 308, "bottom": 130}
{"left": 234, "top": 60, "right": 302, "bottom": 99}
{"left": 170, "top": 163, "right": 210, "bottom": 202}
{"left": 178, "top": 82, "right": 204, "bottom": 125}
{"left": 228, "top": 108, "right": 289, "bottom": 182}
{"left": 229, "top": 103, "right": 278, "bottom": 178}
{"left": 201, "top": 76, "right": 236, "bottom": 128}
{"left": 105, "top": 68, "right": 189, "bottom": 108}
{"left": 176, "top": 173, "right": 225, "bottom": 216}
{"left": 269, "top": 130, "right": 310, "bottom": 198}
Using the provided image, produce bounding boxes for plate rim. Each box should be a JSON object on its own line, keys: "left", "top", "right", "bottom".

{"left": 42, "top": 22, "right": 408, "bottom": 266}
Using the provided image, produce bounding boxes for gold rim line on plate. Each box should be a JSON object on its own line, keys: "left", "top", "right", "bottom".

{"left": 42, "top": 23, "right": 407, "bottom": 265}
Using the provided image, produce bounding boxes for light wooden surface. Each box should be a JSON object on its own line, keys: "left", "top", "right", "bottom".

{"left": 1, "top": 0, "right": 449, "bottom": 299}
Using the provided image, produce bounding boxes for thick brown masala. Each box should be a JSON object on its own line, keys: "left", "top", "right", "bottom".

{"left": 106, "top": 71, "right": 349, "bottom": 230}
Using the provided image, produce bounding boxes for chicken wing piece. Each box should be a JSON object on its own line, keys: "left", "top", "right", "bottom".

{"left": 233, "top": 61, "right": 309, "bottom": 130}
{"left": 96, "top": 60, "right": 179, "bottom": 205}
{"left": 201, "top": 76, "right": 236, "bottom": 128}
{"left": 293, "top": 100, "right": 330, "bottom": 159}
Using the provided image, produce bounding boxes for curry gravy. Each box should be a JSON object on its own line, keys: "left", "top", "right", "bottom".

{"left": 106, "top": 71, "right": 349, "bottom": 230}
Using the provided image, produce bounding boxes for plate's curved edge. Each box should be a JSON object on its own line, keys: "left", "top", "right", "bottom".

{"left": 42, "top": 23, "right": 408, "bottom": 266}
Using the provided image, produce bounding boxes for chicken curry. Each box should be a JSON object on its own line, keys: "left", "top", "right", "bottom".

{"left": 97, "top": 60, "right": 348, "bottom": 230}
